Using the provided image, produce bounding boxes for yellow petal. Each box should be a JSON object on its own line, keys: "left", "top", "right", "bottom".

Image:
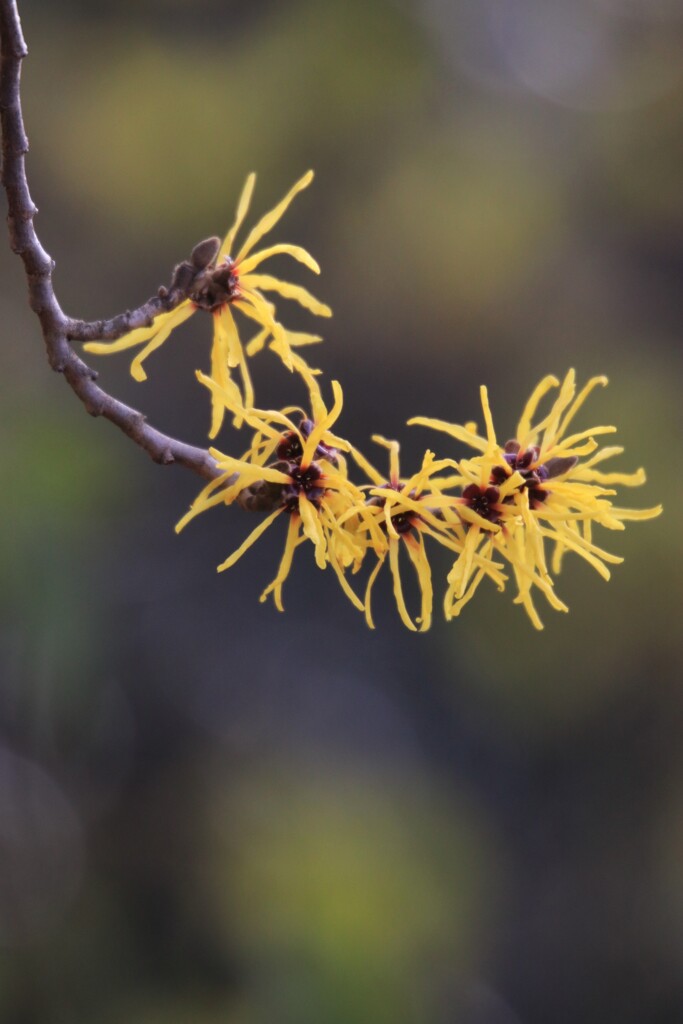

{"left": 129, "top": 302, "right": 197, "bottom": 382}
{"left": 216, "top": 506, "right": 284, "bottom": 573}
{"left": 237, "top": 345, "right": 255, "bottom": 418}
{"left": 299, "top": 493, "right": 327, "bottom": 569}
{"left": 219, "top": 172, "right": 256, "bottom": 260}
{"left": 236, "top": 170, "right": 314, "bottom": 263}
{"left": 383, "top": 499, "right": 399, "bottom": 539}
{"left": 238, "top": 243, "right": 320, "bottom": 276}
{"left": 539, "top": 369, "right": 577, "bottom": 449}
{"left": 220, "top": 304, "right": 243, "bottom": 368}
{"left": 447, "top": 567, "right": 487, "bottom": 620}
{"left": 208, "top": 314, "right": 230, "bottom": 438}
{"left": 479, "top": 386, "right": 497, "bottom": 449}
{"left": 83, "top": 301, "right": 195, "bottom": 357}
{"left": 198, "top": 447, "right": 290, "bottom": 486}
{"left": 408, "top": 416, "right": 488, "bottom": 453}
{"left": 515, "top": 374, "right": 560, "bottom": 443}
{"left": 581, "top": 445, "right": 624, "bottom": 468}
{"left": 364, "top": 554, "right": 386, "bottom": 630}
{"left": 286, "top": 332, "right": 324, "bottom": 347}
{"left": 242, "top": 274, "right": 332, "bottom": 318}
{"left": 556, "top": 375, "right": 608, "bottom": 440}
{"left": 245, "top": 327, "right": 270, "bottom": 357}
{"left": 235, "top": 293, "right": 293, "bottom": 371}
{"left": 328, "top": 550, "right": 365, "bottom": 611}
{"left": 389, "top": 540, "right": 417, "bottom": 631}
{"left": 196, "top": 369, "right": 245, "bottom": 432}
{"left": 260, "top": 515, "right": 301, "bottom": 611}
{"left": 371, "top": 435, "right": 400, "bottom": 487}
{"left": 448, "top": 526, "right": 481, "bottom": 600}
{"left": 404, "top": 533, "right": 433, "bottom": 632}
{"left": 607, "top": 504, "right": 663, "bottom": 521}
{"left": 539, "top": 524, "right": 621, "bottom": 578}
{"left": 236, "top": 291, "right": 277, "bottom": 328}
{"left": 546, "top": 425, "right": 616, "bottom": 454}
{"left": 456, "top": 505, "right": 502, "bottom": 532}
{"left": 573, "top": 467, "right": 645, "bottom": 486}
{"left": 302, "top": 380, "right": 344, "bottom": 467}
{"left": 175, "top": 471, "right": 233, "bottom": 533}
{"left": 348, "top": 444, "right": 385, "bottom": 486}
{"left": 320, "top": 506, "right": 366, "bottom": 613}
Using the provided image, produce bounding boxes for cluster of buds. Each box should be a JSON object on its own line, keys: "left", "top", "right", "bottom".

{"left": 84, "top": 173, "right": 661, "bottom": 630}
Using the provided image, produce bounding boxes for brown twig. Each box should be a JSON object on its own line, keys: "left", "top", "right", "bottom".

{"left": 67, "top": 293, "right": 186, "bottom": 345}
{"left": 0, "top": 0, "right": 219, "bottom": 481}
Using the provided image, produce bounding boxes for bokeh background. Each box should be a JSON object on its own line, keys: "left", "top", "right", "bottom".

{"left": 1, "top": 1, "right": 682, "bottom": 1021}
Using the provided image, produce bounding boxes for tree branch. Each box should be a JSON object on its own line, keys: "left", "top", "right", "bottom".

{"left": 66, "top": 288, "right": 187, "bottom": 344}
{"left": 0, "top": 0, "right": 219, "bottom": 481}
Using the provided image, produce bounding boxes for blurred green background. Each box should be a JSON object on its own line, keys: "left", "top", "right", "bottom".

{"left": 1, "top": 1, "right": 682, "bottom": 1021}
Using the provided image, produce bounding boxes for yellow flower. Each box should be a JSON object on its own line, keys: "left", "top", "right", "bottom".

{"left": 344, "top": 436, "right": 504, "bottom": 632}
{"left": 175, "top": 381, "right": 366, "bottom": 612}
{"left": 410, "top": 370, "right": 662, "bottom": 628}
{"left": 84, "top": 171, "right": 331, "bottom": 436}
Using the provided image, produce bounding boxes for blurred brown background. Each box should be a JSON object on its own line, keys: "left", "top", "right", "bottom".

{"left": 1, "top": 1, "right": 682, "bottom": 1021}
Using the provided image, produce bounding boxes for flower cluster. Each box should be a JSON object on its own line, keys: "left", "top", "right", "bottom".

{"left": 410, "top": 371, "right": 661, "bottom": 629}
{"left": 85, "top": 173, "right": 661, "bottom": 630}
{"left": 84, "top": 171, "right": 330, "bottom": 437}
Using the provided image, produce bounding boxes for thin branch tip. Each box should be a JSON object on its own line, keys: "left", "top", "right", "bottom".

{"left": 0, "top": 0, "right": 219, "bottom": 483}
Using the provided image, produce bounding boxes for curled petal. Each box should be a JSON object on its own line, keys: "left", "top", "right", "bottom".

{"left": 238, "top": 243, "right": 321, "bottom": 276}
{"left": 236, "top": 170, "right": 314, "bottom": 263}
